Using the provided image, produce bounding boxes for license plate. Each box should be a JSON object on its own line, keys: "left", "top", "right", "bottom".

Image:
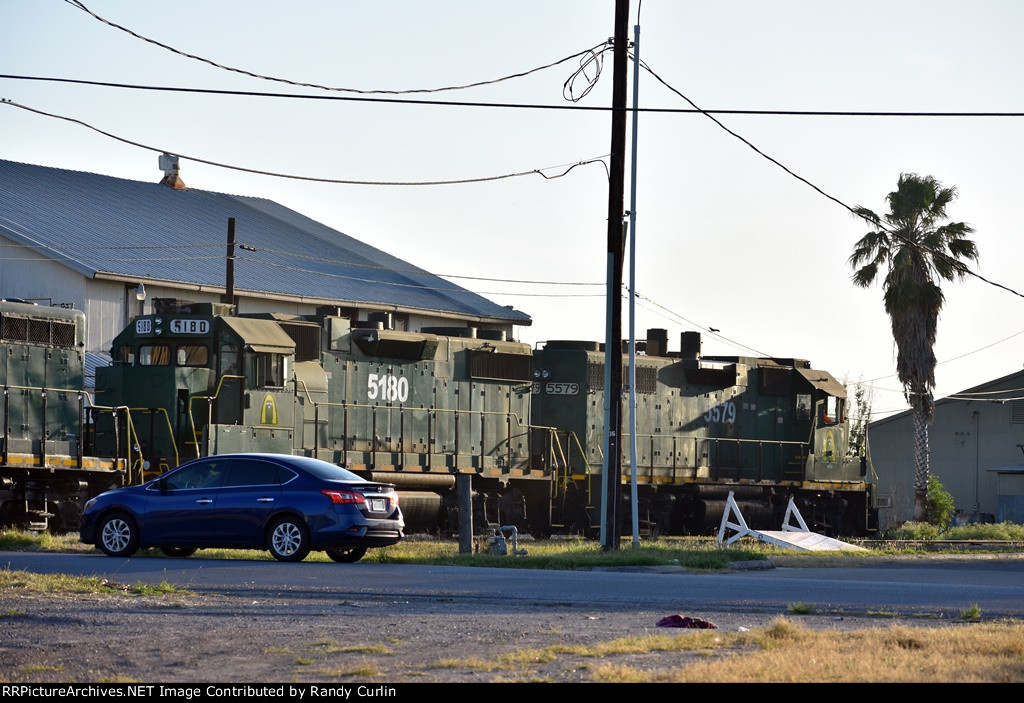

{"left": 370, "top": 498, "right": 386, "bottom": 512}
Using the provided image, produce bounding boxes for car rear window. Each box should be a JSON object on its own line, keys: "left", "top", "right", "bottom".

{"left": 288, "top": 456, "right": 365, "bottom": 482}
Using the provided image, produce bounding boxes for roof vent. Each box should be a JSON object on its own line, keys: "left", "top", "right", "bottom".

{"left": 158, "top": 153, "right": 186, "bottom": 190}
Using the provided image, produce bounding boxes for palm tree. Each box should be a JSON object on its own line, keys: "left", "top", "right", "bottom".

{"left": 849, "top": 173, "right": 978, "bottom": 523}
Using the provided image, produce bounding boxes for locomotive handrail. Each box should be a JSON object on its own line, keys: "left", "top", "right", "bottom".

{"left": 299, "top": 393, "right": 535, "bottom": 470}
{"left": 1, "top": 384, "right": 134, "bottom": 472}
{"left": 186, "top": 374, "right": 245, "bottom": 458}
{"left": 621, "top": 431, "right": 808, "bottom": 483}
{"left": 80, "top": 402, "right": 144, "bottom": 483}
{"left": 121, "top": 406, "right": 179, "bottom": 472}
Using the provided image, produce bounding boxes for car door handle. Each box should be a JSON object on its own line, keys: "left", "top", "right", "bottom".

{"left": 257, "top": 497, "right": 275, "bottom": 503}
{"left": 195, "top": 499, "right": 213, "bottom": 505}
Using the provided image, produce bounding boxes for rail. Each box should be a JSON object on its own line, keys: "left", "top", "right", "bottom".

{"left": 0, "top": 384, "right": 138, "bottom": 479}
{"left": 186, "top": 374, "right": 245, "bottom": 458}
{"left": 610, "top": 432, "right": 809, "bottom": 483}
{"left": 291, "top": 376, "right": 536, "bottom": 470}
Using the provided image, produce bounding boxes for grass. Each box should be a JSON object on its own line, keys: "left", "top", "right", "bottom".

{"left": 587, "top": 617, "right": 1024, "bottom": 683}
{"left": 425, "top": 616, "right": 1024, "bottom": 683}
{"left": 0, "top": 568, "right": 191, "bottom": 596}
{"left": 4, "top": 527, "right": 1024, "bottom": 573}
{"left": 3, "top": 530, "right": 1021, "bottom": 683}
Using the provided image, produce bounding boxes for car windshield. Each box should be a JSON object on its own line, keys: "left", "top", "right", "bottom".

{"left": 285, "top": 456, "right": 365, "bottom": 482}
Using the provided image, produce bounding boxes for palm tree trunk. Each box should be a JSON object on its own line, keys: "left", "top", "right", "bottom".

{"left": 911, "top": 407, "right": 930, "bottom": 522}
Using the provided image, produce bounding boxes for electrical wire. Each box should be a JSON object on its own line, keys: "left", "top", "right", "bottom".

{"left": 0, "top": 99, "right": 609, "bottom": 187}
{"left": 234, "top": 255, "right": 605, "bottom": 297}
{"left": 636, "top": 58, "right": 1024, "bottom": 303}
{"left": 64, "top": 0, "right": 612, "bottom": 97}
{"left": 7, "top": 74, "right": 1024, "bottom": 117}
{"left": 629, "top": 290, "right": 769, "bottom": 357}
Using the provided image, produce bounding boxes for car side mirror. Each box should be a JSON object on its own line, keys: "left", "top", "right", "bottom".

{"left": 157, "top": 477, "right": 168, "bottom": 494}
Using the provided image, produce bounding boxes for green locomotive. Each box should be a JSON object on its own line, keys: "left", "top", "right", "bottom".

{"left": 1, "top": 297, "right": 876, "bottom": 537}
{"left": 0, "top": 299, "right": 123, "bottom": 531}
{"left": 533, "top": 330, "right": 875, "bottom": 536}
{"left": 93, "top": 299, "right": 548, "bottom": 533}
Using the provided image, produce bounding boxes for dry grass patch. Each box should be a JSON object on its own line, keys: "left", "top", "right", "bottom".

{"left": 589, "top": 618, "right": 1024, "bottom": 683}
{"left": 309, "top": 642, "right": 393, "bottom": 655}
{"left": 308, "top": 660, "right": 383, "bottom": 678}
{"left": 432, "top": 657, "right": 502, "bottom": 671}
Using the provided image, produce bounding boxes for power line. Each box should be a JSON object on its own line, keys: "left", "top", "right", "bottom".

{"left": 630, "top": 290, "right": 769, "bottom": 357}
{"left": 636, "top": 58, "right": 1024, "bottom": 304}
{"left": 6, "top": 74, "right": 1024, "bottom": 117}
{"left": 64, "top": 0, "right": 612, "bottom": 97}
{"left": 235, "top": 256, "right": 605, "bottom": 298}
{"left": 0, "top": 99, "right": 609, "bottom": 187}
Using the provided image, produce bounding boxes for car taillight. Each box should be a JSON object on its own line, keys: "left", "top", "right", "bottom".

{"left": 390, "top": 491, "right": 399, "bottom": 507}
{"left": 322, "top": 489, "right": 365, "bottom": 505}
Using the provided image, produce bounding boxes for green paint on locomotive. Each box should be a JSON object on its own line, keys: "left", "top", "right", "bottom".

{"left": 532, "top": 339, "right": 866, "bottom": 486}
{"left": 95, "top": 302, "right": 536, "bottom": 488}
{"left": 0, "top": 300, "right": 118, "bottom": 531}
{"left": 0, "top": 301, "right": 86, "bottom": 455}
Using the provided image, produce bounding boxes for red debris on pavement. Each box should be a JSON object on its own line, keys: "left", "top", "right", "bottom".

{"left": 656, "top": 614, "right": 718, "bottom": 629}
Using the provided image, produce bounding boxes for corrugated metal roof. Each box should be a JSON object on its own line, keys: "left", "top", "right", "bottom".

{"left": 0, "top": 159, "right": 531, "bottom": 325}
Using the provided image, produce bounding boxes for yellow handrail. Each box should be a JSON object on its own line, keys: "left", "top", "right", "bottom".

{"left": 186, "top": 374, "right": 245, "bottom": 458}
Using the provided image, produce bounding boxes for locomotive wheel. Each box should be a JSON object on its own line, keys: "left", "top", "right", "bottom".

{"left": 160, "top": 547, "right": 197, "bottom": 558}
{"left": 325, "top": 547, "right": 367, "bottom": 563}
{"left": 267, "top": 517, "right": 311, "bottom": 562}
{"left": 97, "top": 513, "right": 139, "bottom": 558}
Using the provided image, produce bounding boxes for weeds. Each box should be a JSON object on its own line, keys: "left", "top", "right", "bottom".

{"left": 787, "top": 602, "right": 816, "bottom": 615}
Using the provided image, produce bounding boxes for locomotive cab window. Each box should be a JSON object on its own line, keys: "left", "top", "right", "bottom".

{"left": 138, "top": 344, "right": 171, "bottom": 366}
{"left": 219, "top": 342, "right": 240, "bottom": 379}
{"left": 176, "top": 344, "right": 209, "bottom": 367}
{"left": 821, "top": 395, "right": 842, "bottom": 426}
{"left": 248, "top": 351, "right": 286, "bottom": 389}
{"left": 114, "top": 344, "right": 134, "bottom": 365}
{"left": 795, "top": 394, "right": 812, "bottom": 420}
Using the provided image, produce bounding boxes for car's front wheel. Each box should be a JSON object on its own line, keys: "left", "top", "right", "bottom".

{"left": 325, "top": 547, "right": 367, "bottom": 563}
{"left": 267, "top": 517, "right": 311, "bottom": 562}
{"left": 97, "top": 513, "right": 139, "bottom": 558}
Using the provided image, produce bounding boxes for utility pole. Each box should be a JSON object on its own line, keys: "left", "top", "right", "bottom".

{"left": 223, "top": 217, "right": 236, "bottom": 306}
{"left": 600, "top": 0, "right": 630, "bottom": 551}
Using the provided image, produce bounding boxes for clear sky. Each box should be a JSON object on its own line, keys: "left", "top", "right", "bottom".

{"left": 2, "top": 1, "right": 1023, "bottom": 421}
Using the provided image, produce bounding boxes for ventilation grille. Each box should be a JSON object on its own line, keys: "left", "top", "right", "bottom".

{"left": 1012, "top": 400, "right": 1024, "bottom": 424}
{"left": 468, "top": 350, "right": 532, "bottom": 382}
{"left": 0, "top": 314, "right": 77, "bottom": 348}
{"left": 586, "top": 362, "right": 657, "bottom": 393}
{"left": 277, "top": 321, "right": 321, "bottom": 362}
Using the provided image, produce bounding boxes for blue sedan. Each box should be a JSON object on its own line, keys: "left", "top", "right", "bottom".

{"left": 79, "top": 453, "right": 404, "bottom": 562}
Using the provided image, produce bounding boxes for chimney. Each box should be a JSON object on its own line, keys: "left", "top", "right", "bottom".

{"left": 158, "top": 153, "right": 186, "bottom": 190}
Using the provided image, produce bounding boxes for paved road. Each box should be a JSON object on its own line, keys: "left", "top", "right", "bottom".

{"left": 5, "top": 552, "right": 1024, "bottom": 619}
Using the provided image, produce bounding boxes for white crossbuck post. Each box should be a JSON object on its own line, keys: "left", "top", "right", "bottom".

{"left": 716, "top": 491, "right": 868, "bottom": 552}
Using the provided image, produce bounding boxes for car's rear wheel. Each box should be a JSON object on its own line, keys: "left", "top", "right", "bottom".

{"left": 97, "top": 513, "right": 139, "bottom": 558}
{"left": 160, "top": 547, "right": 197, "bottom": 558}
{"left": 325, "top": 547, "right": 367, "bottom": 563}
{"left": 267, "top": 517, "right": 311, "bottom": 562}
